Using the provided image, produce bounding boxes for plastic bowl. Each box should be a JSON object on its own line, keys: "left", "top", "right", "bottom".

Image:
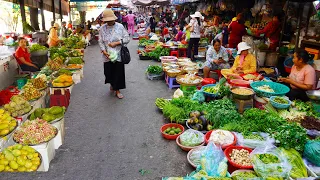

{"left": 176, "top": 135, "right": 205, "bottom": 152}
{"left": 160, "top": 123, "right": 185, "bottom": 140}
{"left": 224, "top": 146, "right": 253, "bottom": 170}
{"left": 270, "top": 96, "right": 291, "bottom": 109}
{"left": 205, "top": 130, "right": 237, "bottom": 149}
{"left": 187, "top": 146, "right": 207, "bottom": 168}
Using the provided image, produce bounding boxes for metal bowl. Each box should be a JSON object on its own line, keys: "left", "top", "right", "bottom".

{"left": 231, "top": 87, "right": 255, "bottom": 100}
{"left": 306, "top": 90, "right": 320, "bottom": 101}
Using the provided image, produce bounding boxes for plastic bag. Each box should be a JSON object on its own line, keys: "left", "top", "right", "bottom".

{"left": 304, "top": 159, "right": 320, "bottom": 176}
{"left": 173, "top": 88, "right": 184, "bottom": 99}
{"left": 250, "top": 145, "right": 291, "bottom": 178}
{"left": 180, "top": 129, "right": 204, "bottom": 147}
{"left": 279, "top": 148, "right": 307, "bottom": 178}
{"left": 191, "top": 91, "right": 205, "bottom": 103}
{"left": 189, "top": 146, "right": 207, "bottom": 167}
{"left": 303, "top": 140, "right": 320, "bottom": 166}
{"left": 201, "top": 142, "right": 225, "bottom": 177}
{"left": 236, "top": 132, "right": 275, "bottom": 149}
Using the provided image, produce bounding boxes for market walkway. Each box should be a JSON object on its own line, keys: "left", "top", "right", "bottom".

{"left": 3, "top": 40, "right": 193, "bottom": 179}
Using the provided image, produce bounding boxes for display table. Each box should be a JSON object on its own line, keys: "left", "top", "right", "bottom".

{"left": 0, "top": 55, "right": 18, "bottom": 90}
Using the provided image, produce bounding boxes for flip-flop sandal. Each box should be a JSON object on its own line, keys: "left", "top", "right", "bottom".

{"left": 116, "top": 93, "right": 124, "bottom": 99}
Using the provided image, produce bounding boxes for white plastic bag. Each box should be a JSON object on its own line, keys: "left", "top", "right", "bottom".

{"left": 250, "top": 145, "right": 292, "bottom": 178}
{"left": 236, "top": 132, "right": 275, "bottom": 149}
{"left": 180, "top": 129, "right": 204, "bottom": 147}
{"left": 173, "top": 88, "right": 184, "bottom": 99}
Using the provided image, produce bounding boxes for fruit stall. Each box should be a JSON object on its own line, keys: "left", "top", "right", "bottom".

{"left": 153, "top": 57, "right": 320, "bottom": 179}
{"left": 0, "top": 35, "right": 85, "bottom": 172}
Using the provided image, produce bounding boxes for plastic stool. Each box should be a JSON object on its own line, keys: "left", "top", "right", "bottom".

{"left": 211, "top": 70, "right": 222, "bottom": 80}
{"left": 170, "top": 50, "right": 179, "bottom": 58}
{"left": 179, "top": 48, "right": 187, "bottom": 57}
{"left": 49, "top": 88, "right": 71, "bottom": 108}
{"left": 165, "top": 74, "right": 180, "bottom": 89}
{"left": 51, "top": 118, "right": 65, "bottom": 149}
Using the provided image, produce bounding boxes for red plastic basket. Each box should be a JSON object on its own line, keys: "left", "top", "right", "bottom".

{"left": 224, "top": 146, "right": 253, "bottom": 173}
{"left": 0, "top": 86, "right": 20, "bottom": 106}
{"left": 160, "top": 123, "right": 184, "bottom": 140}
{"left": 204, "top": 130, "right": 237, "bottom": 149}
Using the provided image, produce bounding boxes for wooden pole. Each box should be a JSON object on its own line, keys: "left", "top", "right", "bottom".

{"left": 295, "top": 3, "right": 303, "bottom": 48}
{"left": 19, "top": 0, "right": 27, "bottom": 34}
{"left": 59, "top": 0, "right": 63, "bottom": 22}
{"left": 40, "top": 0, "right": 46, "bottom": 30}
{"left": 52, "top": 0, "right": 56, "bottom": 21}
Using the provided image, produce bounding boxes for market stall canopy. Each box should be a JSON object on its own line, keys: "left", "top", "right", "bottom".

{"left": 132, "top": 0, "right": 170, "bottom": 6}
{"left": 4, "top": 0, "right": 69, "bottom": 15}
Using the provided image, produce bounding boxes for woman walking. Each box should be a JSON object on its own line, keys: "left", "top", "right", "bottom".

{"left": 98, "top": 9, "right": 130, "bottom": 99}
{"left": 125, "top": 11, "right": 136, "bottom": 36}
{"left": 186, "top": 12, "right": 202, "bottom": 60}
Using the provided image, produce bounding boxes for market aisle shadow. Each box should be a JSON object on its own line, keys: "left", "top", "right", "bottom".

{"left": 2, "top": 40, "right": 193, "bottom": 180}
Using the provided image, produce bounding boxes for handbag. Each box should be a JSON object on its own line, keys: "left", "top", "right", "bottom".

{"left": 120, "top": 39, "right": 131, "bottom": 64}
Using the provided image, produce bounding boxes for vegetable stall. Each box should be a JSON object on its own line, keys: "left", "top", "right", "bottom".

{"left": 153, "top": 57, "right": 320, "bottom": 179}
{"left": 0, "top": 35, "right": 85, "bottom": 172}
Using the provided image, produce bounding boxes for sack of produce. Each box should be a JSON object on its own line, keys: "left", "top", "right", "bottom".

{"left": 180, "top": 129, "right": 204, "bottom": 147}
{"left": 279, "top": 148, "right": 307, "bottom": 178}
{"left": 173, "top": 88, "right": 184, "bottom": 99}
{"left": 303, "top": 140, "right": 320, "bottom": 166}
{"left": 231, "top": 170, "right": 260, "bottom": 180}
{"left": 236, "top": 132, "right": 275, "bottom": 149}
{"left": 250, "top": 145, "right": 291, "bottom": 178}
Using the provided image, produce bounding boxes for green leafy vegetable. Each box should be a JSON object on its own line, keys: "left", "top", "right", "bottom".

{"left": 29, "top": 44, "right": 47, "bottom": 52}
{"left": 146, "top": 65, "right": 162, "bottom": 75}
{"left": 273, "top": 123, "right": 307, "bottom": 153}
{"left": 67, "top": 57, "right": 83, "bottom": 65}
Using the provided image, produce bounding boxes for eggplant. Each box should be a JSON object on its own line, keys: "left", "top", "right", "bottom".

{"left": 193, "top": 124, "right": 202, "bottom": 131}
{"left": 199, "top": 116, "right": 208, "bottom": 127}
{"left": 200, "top": 110, "right": 207, "bottom": 116}
{"left": 190, "top": 111, "right": 201, "bottom": 118}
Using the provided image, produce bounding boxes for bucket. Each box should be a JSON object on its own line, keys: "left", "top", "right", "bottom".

{"left": 254, "top": 95, "right": 267, "bottom": 110}
{"left": 257, "top": 51, "right": 267, "bottom": 66}
{"left": 265, "top": 52, "right": 279, "bottom": 67}
{"left": 16, "top": 78, "right": 27, "bottom": 89}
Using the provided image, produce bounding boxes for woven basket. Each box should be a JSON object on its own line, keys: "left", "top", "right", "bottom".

{"left": 166, "top": 70, "right": 182, "bottom": 77}
{"left": 176, "top": 75, "right": 203, "bottom": 86}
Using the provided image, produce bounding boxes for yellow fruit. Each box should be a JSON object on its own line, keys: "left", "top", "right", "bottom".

{"left": 25, "top": 147, "right": 35, "bottom": 153}
{"left": 33, "top": 153, "right": 39, "bottom": 158}
{"left": 0, "top": 129, "right": 9, "bottom": 136}
{"left": 9, "top": 161, "right": 18, "bottom": 170}
{"left": 7, "top": 168, "right": 14, "bottom": 172}
{"left": 0, "top": 159, "right": 9, "bottom": 165}
{"left": 24, "top": 161, "right": 32, "bottom": 168}
{"left": 17, "top": 157, "right": 26, "bottom": 166}
{"left": 5, "top": 152, "right": 14, "bottom": 161}
{"left": 12, "top": 150, "right": 21, "bottom": 157}
{"left": 30, "top": 165, "right": 38, "bottom": 171}
{"left": 53, "top": 83, "right": 65, "bottom": 87}
{"left": 32, "top": 157, "right": 40, "bottom": 162}
{"left": 21, "top": 150, "right": 28, "bottom": 155}
{"left": 0, "top": 123, "right": 9, "bottom": 130}
{"left": 0, "top": 109, "right": 4, "bottom": 114}
{"left": 0, "top": 164, "right": 4, "bottom": 172}
{"left": 5, "top": 166, "right": 10, "bottom": 171}
{"left": 27, "top": 154, "right": 34, "bottom": 160}
{"left": 21, "top": 155, "right": 27, "bottom": 160}
{"left": 18, "top": 166, "right": 26, "bottom": 172}
{"left": 32, "top": 160, "right": 40, "bottom": 166}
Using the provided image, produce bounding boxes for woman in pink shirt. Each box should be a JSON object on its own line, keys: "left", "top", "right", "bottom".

{"left": 125, "top": 11, "right": 136, "bottom": 35}
{"left": 279, "top": 49, "right": 316, "bottom": 101}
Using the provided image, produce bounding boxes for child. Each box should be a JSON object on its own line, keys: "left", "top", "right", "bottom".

{"left": 222, "top": 21, "right": 229, "bottom": 47}
{"left": 175, "top": 26, "right": 184, "bottom": 41}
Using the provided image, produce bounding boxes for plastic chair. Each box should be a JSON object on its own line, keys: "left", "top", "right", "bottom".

{"left": 179, "top": 48, "right": 187, "bottom": 57}
{"left": 12, "top": 53, "right": 33, "bottom": 77}
{"left": 170, "top": 50, "right": 179, "bottom": 58}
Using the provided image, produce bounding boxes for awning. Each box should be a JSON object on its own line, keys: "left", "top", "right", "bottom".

{"left": 5, "top": 0, "right": 69, "bottom": 15}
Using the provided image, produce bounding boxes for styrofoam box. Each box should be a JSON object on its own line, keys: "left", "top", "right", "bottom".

{"left": 51, "top": 118, "right": 65, "bottom": 149}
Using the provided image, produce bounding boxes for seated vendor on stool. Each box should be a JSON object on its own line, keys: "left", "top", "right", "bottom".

{"left": 221, "top": 42, "right": 257, "bottom": 77}
{"left": 15, "top": 37, "right": 39, "bottom": 72}
{"left": 203, "top": 39, "right": 230, "bottom": 78}
{"left": 278, "top": 49, "right": 316, "bottom": 101}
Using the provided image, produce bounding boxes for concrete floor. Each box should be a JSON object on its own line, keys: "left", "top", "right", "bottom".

{"left": 2, "top": 39, "right": 193, "bottom": 179}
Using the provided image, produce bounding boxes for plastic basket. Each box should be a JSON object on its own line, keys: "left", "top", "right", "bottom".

{"left": 269, "top": 96, "right": 291, "bottom": 109}
{"left": 204, "top": 130, "right": 237, "bottom": 149}
{"left": 250, "top": 81, "right": 290, "bottom": 98}
{"left": 0, "top": 86, "right": 20, "bottom": 106}
{"left": 201, "top": 84, "right": 220, "bottom": 98}
{"left": 224, "top": 146, "right": 253, "bottom": 171}
{"left": 147, "top": 72, "right": 164, "bottom": 80}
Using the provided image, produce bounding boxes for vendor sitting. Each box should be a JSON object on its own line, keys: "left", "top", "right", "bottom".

{"left": 203, "top": 39, "right": 230, "bottom": 78}
{"left": 15, "top": 37, "right": 39, "bottom": 72}
{"left": 279, "top": 49, "right": 316, "bottom": 101}
{"left": 221, "top": 42, "right": 257, "bottom": 77}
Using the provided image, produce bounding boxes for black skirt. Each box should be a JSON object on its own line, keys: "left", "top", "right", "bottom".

{"left": 104, "top": 62, "right": 126, "bottom": 90}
